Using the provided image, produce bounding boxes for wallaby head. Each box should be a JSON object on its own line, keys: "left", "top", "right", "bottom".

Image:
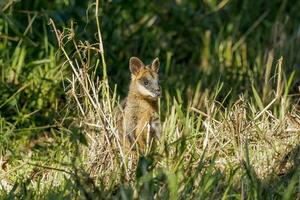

{"left": 129, "top": 57, "right": 161, "bottom": 100}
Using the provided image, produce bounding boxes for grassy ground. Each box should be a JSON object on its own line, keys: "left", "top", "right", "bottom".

{"left": 0, "top": 0, "right": 300, "bottom": 199}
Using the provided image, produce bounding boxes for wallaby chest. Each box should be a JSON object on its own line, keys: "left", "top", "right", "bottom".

{"left": 125, "top": 97, "right": 158, "bottom": 127}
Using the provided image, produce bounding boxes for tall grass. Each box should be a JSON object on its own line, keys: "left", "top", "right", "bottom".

{"left": 1, "top": 0, "right": 300, "bottom": 199}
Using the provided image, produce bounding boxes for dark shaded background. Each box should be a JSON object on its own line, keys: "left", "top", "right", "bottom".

{"left": 0, "top": 0, "right": 299, "bottom": 133}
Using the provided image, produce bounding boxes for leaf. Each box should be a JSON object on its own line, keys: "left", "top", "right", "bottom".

{"left": 252, "top": 85, "right": 264, "bottom": 111}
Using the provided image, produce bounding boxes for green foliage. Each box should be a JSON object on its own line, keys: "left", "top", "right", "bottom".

{"left": 0, "top": 0, "right": 300, "bottom": 199}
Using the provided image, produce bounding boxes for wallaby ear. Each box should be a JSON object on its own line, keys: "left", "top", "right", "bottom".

{"left": 151, "top": 58, "right": 160, "bottom": 73}
{"left": 129, "top": 57, "right": 144, "bottom": 76}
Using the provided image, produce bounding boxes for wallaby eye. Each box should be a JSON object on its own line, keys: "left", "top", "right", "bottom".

{"left": 144, "top": 80, "right": 149, "bottom": 86}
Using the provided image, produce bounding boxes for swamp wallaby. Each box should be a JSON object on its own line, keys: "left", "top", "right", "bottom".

{"left": 116, "top": 57, "right": 161, "bottom": 153}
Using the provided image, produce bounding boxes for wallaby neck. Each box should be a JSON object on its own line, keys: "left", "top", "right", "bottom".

{"left": 127, "top": 86, "right": 158, "bottom": 111}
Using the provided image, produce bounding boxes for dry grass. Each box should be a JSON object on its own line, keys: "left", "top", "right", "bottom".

{"left": 46, "top": 19, "right": 300, "bottom": 198}
{"left": 1, "top": 1, "right": 300, "bottom": 198}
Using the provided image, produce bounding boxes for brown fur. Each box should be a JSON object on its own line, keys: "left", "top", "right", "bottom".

{"left": 115, "top": 57, "right": 161, "bottom": 153}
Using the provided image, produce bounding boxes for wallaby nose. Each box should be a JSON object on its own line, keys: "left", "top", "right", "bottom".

{"left": 155, "top": 88, "right": 161, "bottom": 97}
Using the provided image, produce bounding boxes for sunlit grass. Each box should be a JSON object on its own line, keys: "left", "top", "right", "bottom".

{"left": 0, "top": 0, "right": 300, "bottom": 199}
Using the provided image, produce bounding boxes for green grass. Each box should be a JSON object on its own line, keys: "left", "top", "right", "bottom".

{"left": 0, "top": 0, "right": 300, "bottom": 199}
